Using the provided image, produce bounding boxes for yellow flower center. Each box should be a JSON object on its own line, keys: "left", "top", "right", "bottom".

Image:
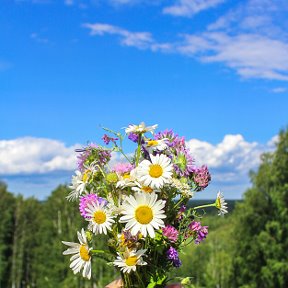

{"left": 125, "top": 256, "right": 138, "bottom": 266}
{"left": 123, "top": 173, "right": 131, "bottom": 179}
{"left": 149, "top": 164, "right": 163, "bottom": 178}
{"left": 82, "top": 170, "right": 90, "bottom": 183}
{"left": 79, "top": 245, "right": 90, "bottom": 262}
{"left": 147, "top": 140, "right": 159, "bottom": 147}
{"left": 135, "top": 205, "right": 153, "bottom": 224}
{"left": 93, "top": 211, "right": 107, "bottom": 224}
{"left": 215, "top": 198, "right": 221, "bottom": 209}
{"left": 141, "top": 186, "right": 153, "bottom": 193}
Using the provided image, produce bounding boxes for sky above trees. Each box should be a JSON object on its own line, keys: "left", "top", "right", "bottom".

{"left": 1, "top": 0, "right": 288, "bottom": 199}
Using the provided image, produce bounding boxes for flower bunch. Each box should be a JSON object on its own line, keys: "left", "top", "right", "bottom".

{"left": 62, "top": 122, "right": 228, "bottom": 287}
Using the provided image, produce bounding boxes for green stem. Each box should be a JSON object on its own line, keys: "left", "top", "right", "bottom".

{"left": 135, "top": 134, "right": 142, "bottom": 166}
{"left": 114, "top": 143, "right": 132, "bottom": 164}
{"left": 136, "top": 271, "right": 146, "bottom": 288}
{"left": 90, "top": 249, "right": 112, "bottom": 255}
{"left": 193, "top": 203, "right": 216, "bottom": 210}
{"left": 173, "top": 197, "right": 186, "bottom": 210}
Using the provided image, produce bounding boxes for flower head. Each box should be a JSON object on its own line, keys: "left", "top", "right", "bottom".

{"left": 79, "top": 194, "right": 107, "bottom": 218}
{"left": 62, "top": 229, "right": 92, "bottom": 279}
{"left": 118, "top": 230, "right": 142, "bottom": 248}
{"left": 193, "top": 165, "right": 211, "bottom": 190}
{"left": 144, "top": 138, "right": 168, "bottom": 153}
{"left": 128, "top": 132, "right": 139, "bottom": 143}
{"left": 67, "top": 170, "right": 90, "bottom": 201}
{"left": 215, "top": 191, "right": 228, "bottom": 216}
{"left": 113, "top": 249, "right": 147, "bottom": 273}
{"left": 125, "top": 122, "right": 158, "bottom": 134}
{"left": 162, "top": 225, "right": 179, "bottom": 242}
{"left": 188, "top": 221, "right": 209, "bottom": 244}
{"left": 137, "top": 154, "right": 173, "bottom": 189}
{"left": 113, "top": 162, "right": 134, "bottom": 175}
{"left": 173, "top": 150, "right": 195, "bottom": 177}
{"left": 102, "top": 134, "right": 118, "bottom": 145}
{"left": 166, "top": 247, "right": 182, "bottom": 268}
{"left": 85, "top": 201, "right": 115, "bottom": 235}
{"left": 76, "top": 144, "right": 111, "bottom": 171}
{"left": 120, "top": 192, "right": 166, "bottom": 238}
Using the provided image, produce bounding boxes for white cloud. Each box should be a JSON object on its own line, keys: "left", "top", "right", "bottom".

{"left": 0, "top": 137, "right": 79, "bottom": 175}
{"left": 30, "top": 32, "right": 49, "bottom": 44}
{"left": 177, "top": 32, "right": 288, "bottom": 81}
{"left": 83, "top": 23, "right": 173, "bottom": 52}
{"left": 83, "top": 23, "right": 154, "bottom": 49}
{"left": 187, "top": 134, "right": 276, "bottom": 187}
{"left": 270, "top": 87, "right": 287, "bottom": 93}
{"left": 163, "top": 0, "right": 226, "bottom": 17}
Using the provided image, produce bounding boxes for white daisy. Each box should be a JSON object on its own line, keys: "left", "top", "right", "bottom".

{"left": 62, "top": 228, "right": 92, "bottom": 279}
{"left": 113, "top": 249, "right": 147, "bottom": 273}
{"left": 137, "top": 154, "right": 173, "bottom": 189}
{"left": 85, "top": 201, "right": 115, "bottom": 234}
{"left": 116, "top": 168, "right": 138, "bottom": 188}
{"left": 215, "top": 191, "right": 228, "bottom": 216}
{"left": 67, "top": 170, "right": 90, "bottom": 201}
{"left": 120, "top": 192, "right": 166, "bottom": 238}
{"left": 144, "top": 138, "right": 168, "bottom": 153}
{"left": 125, "top": 122, "right": 158, "bottom": 134}
{"left": 132, "top": 182, "right": 160, "bottom": 194}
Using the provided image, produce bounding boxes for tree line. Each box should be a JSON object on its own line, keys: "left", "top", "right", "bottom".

{"left": 0, "top": 128, "right": 287, "bottom": 288}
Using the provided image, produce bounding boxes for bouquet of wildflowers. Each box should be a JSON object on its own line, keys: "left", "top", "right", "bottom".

{"left": 62, "top": 123, "right": 228, "bottom": 287}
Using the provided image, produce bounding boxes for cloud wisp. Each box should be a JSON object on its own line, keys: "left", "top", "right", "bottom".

{"left": 163, "top": 0, "right": 226, "bottom": 17}
{"left": 83, "top": 23, "right": 172, "bottom": 52}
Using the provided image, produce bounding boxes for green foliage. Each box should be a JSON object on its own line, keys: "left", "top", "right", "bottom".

{"left": 232, "top": 128, "right": 288, "bottom": 288}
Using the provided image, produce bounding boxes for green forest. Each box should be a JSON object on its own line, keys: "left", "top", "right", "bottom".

{"left": 0, "top": 129, "right": 287, "bottom": 288}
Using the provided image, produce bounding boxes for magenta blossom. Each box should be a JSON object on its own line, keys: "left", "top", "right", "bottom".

{"left": 193, "top": 165, "right": 211, "bottom": 190}
{"left": 79, "top": 194, "right": 107, "bottom": 218}
{"left": 112, "top": 163, "right": 134, "bottom": 175}
{"left": 162, "top": 225, "right": 179, "bottom": 242}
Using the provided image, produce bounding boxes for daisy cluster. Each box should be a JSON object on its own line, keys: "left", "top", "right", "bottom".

{"left": 62, "top": 122, "right": 228, "bottom": 286}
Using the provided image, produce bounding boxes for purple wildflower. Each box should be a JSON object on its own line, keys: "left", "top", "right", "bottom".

{"left": 112, "top": 163, "right": 134, "bottom": 175}
{"left": 162, "top": 225, "right": 179, "bottom": 242}
{"left": 128, "top": 132, "right": 139, "bottom": 143}
{"left": 173, "top": 150, "right": 195, "bottom": 177}
{"left": 79, "top": 194, "right": 107, "bottom": 218}
{"left": 176, "top": 204, "right": 186, "bottom": 221}
{"left": 76, "top": 144, "right": 111, "bottom": 171}
{"left": 196, "top": 225, "right": 209, "bottom": 244}
{"left": 193, "top": 165, "right": 211, "bottom": 190}
{"left": 155, "top": 130, "right": 195, "bottom": 177}
{"left": 76, "top": 143, "right": 97, "bottom": 171}
{"left": 102, "top": 134, "right": 118, "bottom": 145}
{"left": 188, "top": 221, "right": 209, "bottom": 244}
{"left": 166, "top": 247, "right": 182, "bottom": 268}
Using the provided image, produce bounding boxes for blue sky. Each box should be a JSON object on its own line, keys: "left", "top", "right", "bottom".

{"left": 1, "top": 0, "right": 288, "bottom": 200}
